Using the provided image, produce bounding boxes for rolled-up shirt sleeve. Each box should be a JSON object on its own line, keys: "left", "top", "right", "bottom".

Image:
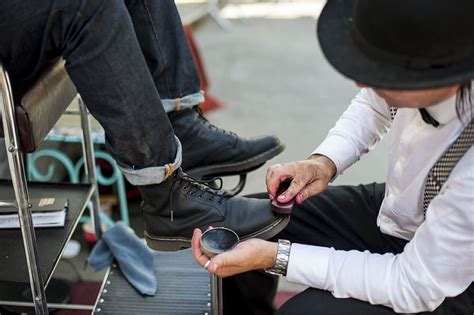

{"left": 312, "top": 88, "right": 391, "bottom": 176}
{"left": 286, "top": 166, "right": 474, "bottom": 313}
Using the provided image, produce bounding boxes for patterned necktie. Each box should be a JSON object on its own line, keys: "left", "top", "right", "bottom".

{"left": 390, "top": 107, "right": 474, "bottom": 215}
{"left": 422, "top": 120, "right": 473, "bottom": 213}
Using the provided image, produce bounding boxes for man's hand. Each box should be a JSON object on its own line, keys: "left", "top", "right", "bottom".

{"left": 191, "top": 228, "right": 278, "bottom": 277}
{"left": 266, "top": 154, "right": 336, "bottom": 204}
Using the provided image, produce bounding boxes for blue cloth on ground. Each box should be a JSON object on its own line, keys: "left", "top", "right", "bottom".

{"left": 88, "top": 222, "right": 157, "bottom": 296}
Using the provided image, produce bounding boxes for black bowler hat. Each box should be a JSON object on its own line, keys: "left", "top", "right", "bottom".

{"left": 317, "top": 0, "right": 474, "bottom": 89}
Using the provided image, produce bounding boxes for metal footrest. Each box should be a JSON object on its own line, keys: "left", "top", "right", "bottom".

{"left": 94, "top": 249, "right": 211, "bottom": 315}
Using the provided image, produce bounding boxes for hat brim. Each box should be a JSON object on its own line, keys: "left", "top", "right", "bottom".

{"left": 317, "top": 0, "right": 474, "bottom": 90}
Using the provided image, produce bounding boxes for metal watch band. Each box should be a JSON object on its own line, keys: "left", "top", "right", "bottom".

{"left": 265, "top": 239, "right": 291, "bottom": 276}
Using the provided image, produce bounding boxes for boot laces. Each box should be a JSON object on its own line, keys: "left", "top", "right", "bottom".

{"left": 196, "top": 107, "right": 237, "bottom": 137}
{"left": 176, "top": 171, "right": 228, "bottom": 204}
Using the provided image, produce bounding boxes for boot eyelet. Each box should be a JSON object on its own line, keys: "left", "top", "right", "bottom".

{"left": 183, "top": 186, "right": 188, "bottom": 191}
{"left": 217, "top": 200, "right": 222, "bottom": 204}
{"left": 198, "top": 195, "right": 203, "bottom": 198}
{"left": 190, "top": 192, "right": 195, "bottom": 196}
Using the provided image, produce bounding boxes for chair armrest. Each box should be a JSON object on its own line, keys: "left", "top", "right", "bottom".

{"left": 0, "top": 59, "right": 77, "bottom": 152}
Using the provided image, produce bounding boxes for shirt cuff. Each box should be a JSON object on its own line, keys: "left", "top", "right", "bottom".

{"left": 286, "top": 243, "right": 331, "bottom": 289}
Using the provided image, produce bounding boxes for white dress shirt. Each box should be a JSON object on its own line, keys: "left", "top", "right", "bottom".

{"left": 286, "top": 88, "right": 474, "bottom": 313}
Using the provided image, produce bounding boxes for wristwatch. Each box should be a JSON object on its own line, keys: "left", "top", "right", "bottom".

{"left": 265, "top": 239, "right": 291, "bottom": 276}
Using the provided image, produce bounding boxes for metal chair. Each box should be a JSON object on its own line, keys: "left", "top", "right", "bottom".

{"left": 0, "top": 59, "right": 102, "bottom": 314}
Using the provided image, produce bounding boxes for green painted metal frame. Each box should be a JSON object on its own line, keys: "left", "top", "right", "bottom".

{"left": 27, "top": 133, "right": 129, "bottom": 226}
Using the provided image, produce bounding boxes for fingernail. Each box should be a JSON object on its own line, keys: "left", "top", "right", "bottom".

{"left": 269, "top": 194, "right": 274, "bottom": 200}
{"left": 278, "top": 194, "right": 285, "bottom": 201}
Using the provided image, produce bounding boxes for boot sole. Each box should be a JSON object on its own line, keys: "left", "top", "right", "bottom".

{"left": 185, "top": 141, "right": 285, "bottom": 178}
{"left": 144, "top": 215, "right": 290, "bottom": 251}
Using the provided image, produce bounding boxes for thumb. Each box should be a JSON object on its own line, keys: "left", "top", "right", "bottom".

{"left": 208, "top": 251, "right": 230, "bottom": 274}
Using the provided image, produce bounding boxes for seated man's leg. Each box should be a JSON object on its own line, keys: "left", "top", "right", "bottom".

{"left": 125, "top": 0, "right": 285, "bottom": 177}
{"left": 0, "top": 0, "right": 288, "bottom": 250}
{"left": 278, "top": 284, "right": 474, "bottom": 315}
{"left": 274, "top": 183, "right": 403, "bottom": 252}
{"left": 278, "top": 288, "right": 395, "bottom": 315}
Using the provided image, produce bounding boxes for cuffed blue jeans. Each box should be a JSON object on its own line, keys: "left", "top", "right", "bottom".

{"left": 0, "top": 0, "right": 203, "bottom": 185}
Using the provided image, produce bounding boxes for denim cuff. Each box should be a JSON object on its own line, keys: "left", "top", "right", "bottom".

{"left": 161, "top": 90, "right": 205, "bottom": 112}
{"left": 118, "top": 136, "right": 182, "bottom": 186}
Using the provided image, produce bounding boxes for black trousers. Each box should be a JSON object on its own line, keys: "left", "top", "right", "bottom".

{"left": 223, "top": 183, "right": 473, "bottom": 315}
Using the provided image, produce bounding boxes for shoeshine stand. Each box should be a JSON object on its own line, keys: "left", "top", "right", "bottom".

{"left": 200, "top": 227, "right": 239, "bottom": 315}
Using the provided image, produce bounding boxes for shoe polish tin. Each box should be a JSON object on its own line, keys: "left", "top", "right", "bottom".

{"left": 200, "top": 227, "right": 239, "bottom": 258}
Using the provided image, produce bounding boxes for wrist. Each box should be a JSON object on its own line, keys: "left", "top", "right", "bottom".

{"left": 308, "top": 154, "right": 337, "bottom": 179}
{"left": 263, "top": 241, "right": 279, "bottom": 269}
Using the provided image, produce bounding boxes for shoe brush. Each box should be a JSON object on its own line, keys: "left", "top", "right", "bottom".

{"left": 271, "top": 179, "right": 295, "bottom": 214}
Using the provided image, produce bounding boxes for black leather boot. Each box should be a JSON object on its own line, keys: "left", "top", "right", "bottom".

{"left": 139, "top": 169, "right": 290, "bottom": 251}
{"left": 169, "top": 106, "right": 285, "bottom": 178}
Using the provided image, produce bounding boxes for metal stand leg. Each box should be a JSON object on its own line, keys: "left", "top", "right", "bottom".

{"left": 210, "top": 274, "right": 223, "bottom": 315}
{"left": 78, "top": 97, "right": 102, "bottom": 239}
{"left": 0, "top": 64, "right": 49, "bottom": 314}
